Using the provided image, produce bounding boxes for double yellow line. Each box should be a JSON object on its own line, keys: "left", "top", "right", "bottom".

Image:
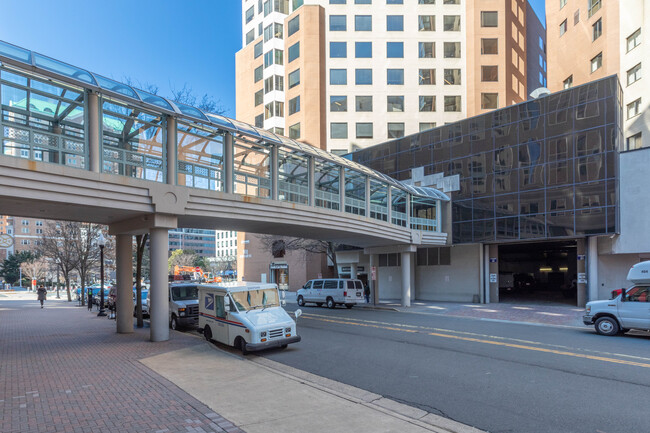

{"left": 302, "top": 313, "right": 650, "bottom": 369}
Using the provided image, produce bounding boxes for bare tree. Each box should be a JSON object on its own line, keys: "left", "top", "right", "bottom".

{"left": 170, "top": 83, "right": 225, "bottom": 114}
{"left": 37, "top": 221, "right": 79, "bottom": 302}
{"left": 134, "top": 233, "right": 148, "bottom": 328}
{"left": 260, "top": 235, "right": 340, "bottom": 278}
{"left": 73, "top": 223, "right": 105, "bottom": 304}
{"left": 20, "top": 256, "right": 49, "bottom": 290}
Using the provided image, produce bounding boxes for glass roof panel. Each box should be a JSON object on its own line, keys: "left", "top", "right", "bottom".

{"left": 206, "top": 113, "right": 235, "bottom": 130}
{"left": 33, "top": 53, "right": 96, "bottom": 85}
{"left": 254, "top": 127, "right": 282, "bottom": 144}
{"left": 228, "top": 118, "right": 260, "bottom": 137}
{"left": 95, "top": 75, "right": 139, "bottom": 100}
{"left": 174, "top": 102, "right": 209, "bottom": 121}
{"left": 134, "top": 89, "right": 173, "bottom": 111}
{"left": 0, "top": 40, "right": 31, "bottom": 63}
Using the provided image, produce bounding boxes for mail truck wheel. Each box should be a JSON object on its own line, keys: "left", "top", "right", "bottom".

{"left": 238, "top": 337, "right": 249, "bottom": 355}
{"left": 204, "top": 325, "right": 212, "bottom": 342}
{"left": 297, "top": 296, "right": 305, "bottom": 307}
{"left": 595, "top": 316, "right": 619, "bottom": 336}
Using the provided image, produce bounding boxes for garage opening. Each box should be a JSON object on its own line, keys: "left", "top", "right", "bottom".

{"left": 498, "top": 240, "right": 578, "bottom": 305}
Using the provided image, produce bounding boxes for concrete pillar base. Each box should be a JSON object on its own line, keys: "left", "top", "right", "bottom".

{"left": 116, "top": 234, "right": 133, "bottom": 334}
{"left": 150, "top": 227, "right": 170, "bottom": 342}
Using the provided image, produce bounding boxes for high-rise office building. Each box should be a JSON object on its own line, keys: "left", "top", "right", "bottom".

{"left": 546, "top": 0, "right": 649, "bottom": 152}
{"left": 237, "top": 0, "right": 546, "bottom": 154}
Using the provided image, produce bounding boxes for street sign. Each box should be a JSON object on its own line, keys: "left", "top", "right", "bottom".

{"left": 317, "top": 273, "right": 322, "bottom": 279}
{"left": 0, "top": 233, "right": 13, "bottom": 248}
{"left": 577, "top": 255, "right": 585, "bottom": 260}
{"left": 371, "top": 266, "right": 377, "bottom": 281}
{"left": 489, "top": 258, "right": 497, "bottom": 263}
{"left": 489, "top": 273, "right": 497, "bottom": 283}
{"left": 578, "top": 273, "right": 587, "bottom": 284}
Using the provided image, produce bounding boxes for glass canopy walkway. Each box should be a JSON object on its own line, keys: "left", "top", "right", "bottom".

{"left": 0, "top": 40, "right": 448, "bottom": 233}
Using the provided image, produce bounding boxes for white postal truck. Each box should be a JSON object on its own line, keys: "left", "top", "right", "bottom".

{"left": 198, "top": 282, "right": 301, "bottom": 354}
{"left": 583, "top": 260, "right": 650, "bottom": 336}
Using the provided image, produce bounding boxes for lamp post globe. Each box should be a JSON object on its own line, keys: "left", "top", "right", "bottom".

{"left": 97, "top": 232, "right": 107, "bottom": 317}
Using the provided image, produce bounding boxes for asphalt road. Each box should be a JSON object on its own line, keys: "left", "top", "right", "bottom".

{"left": 258, "top": 305, "right": 650, "bottom": 433}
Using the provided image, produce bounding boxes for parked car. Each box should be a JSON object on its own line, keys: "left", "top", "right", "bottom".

{"left": 583, "top": 261, "right": 650, "bottom": 335}
{"left": 133, "top": 289, "right": 149, "bottom": 317}
{"left": 296, "top": 278, "right": 365, "bottom": 309}
{"left": 146, "top": 283, "right": 199, "bottom": 330}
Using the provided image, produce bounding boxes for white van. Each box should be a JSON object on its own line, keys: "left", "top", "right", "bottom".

{"left": 198, "top": 282, "right": 301, "bottom": 354}
{"left": 296, "top": 278, "right": 366, "bottom": 309}
{"left": 583, "top": 261, "right": 650, "bottom": 336}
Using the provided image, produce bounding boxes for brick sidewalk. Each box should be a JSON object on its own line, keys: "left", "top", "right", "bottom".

{"left": 0, "top": 296, "right": 244, "bottom": 433}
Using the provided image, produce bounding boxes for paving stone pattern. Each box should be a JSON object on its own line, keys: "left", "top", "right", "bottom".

{"left": 0, "top": 297, "right": 245, "bottom": 433}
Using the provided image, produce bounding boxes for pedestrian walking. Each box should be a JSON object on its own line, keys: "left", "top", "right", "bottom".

{"left": 37, "top": 286, "right": 47, "bottom": 308}
{"left": 88, "top": 289, "right": 93, "bottom": 311}
{"left": 364, "top": 283, "right": 370, "bottom": 303}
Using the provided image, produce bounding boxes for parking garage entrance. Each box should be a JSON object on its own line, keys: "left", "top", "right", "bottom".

{"left": 498, "top": 240, "right": 578, "bottom": 305}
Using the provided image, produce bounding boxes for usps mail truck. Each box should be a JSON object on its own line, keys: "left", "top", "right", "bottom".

{"left": 198, "top": 282, "right": 301, "bottom": 354}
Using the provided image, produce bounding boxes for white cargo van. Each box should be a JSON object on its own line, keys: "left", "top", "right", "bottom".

{"left": 583, "top": 261, "right": 650, "bottom": 336}
{"left": 296, "top": 278, "right": 366, "bottom": 309}
{"left": 198, "top": 282, "right": 301, "bottom": 354}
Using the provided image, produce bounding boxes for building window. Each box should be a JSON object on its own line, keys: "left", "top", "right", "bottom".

{"left": 289, "top": 123, "right": 300, "bottom": 139}
{"left": 330, "top": 123, "right": 348, "bottom": 139}
{"left": 356, "top": 68, "right": 373, "bottom": 85}
{"left": 627, "top": 63, "right": 641, "bottom": 86}
{"left": 574, "top": 9, "right": 580, "bottom": 25}
{"left": 356, "top": 0, "right": 371, "bottom": 3}
{"left": 444, "top": 95, "right": 461, "bottom": 112}
{"left": 481, "top": 65, "right": 498, "bottom": 82}
{"left": 21, "top": 227, "right": 29, "bottom": 234}
{"left": 418, "top": 15, "right": 435, "bottom": 31}
{"left": 625, "top": 98, "right": 641, "bottom": 120}
{"left": 356, "top": 123, "right": 373, "bottom": 138}
{"left": 387, "top": 0, "right": 403, "bottom": 3}
{"left": 588, "top": 0, "right": 601, "bottom": 18}
{"left": 627, "top": 28, "right": 641, "bottom": 52}
{"left": 330, "top": 69, "right": 347, "bottom": 85}
{"left": 386, "top": 42, "right": 404, "bottom": 58}
{"left": 560, "top": 19, "right": 567, "bottom": 36}
{"left": 246, "top": 30, "right": 255, "bottom": 45}
{"left": 288, "top": 42, "right": 300, "bottom": 62}
{"left": 22, "top": 219, "right": 29, "bottom": 225}
{"left": 254, "top": 66, "right": 263, "bottom": 82}
{"left": 592, "top": 18, "right": 602, "bottom": 41}
{"left": 288, "top": 15, "right": 300, "bottom": 36}
{"left": 480, "top": 11, "right": 497, "bottom": 27}
{"left": 419, "top": 96, "right": 435, "bottom": 112}
{"left": 386, "top": 15, "right": 404, "bottom": 31}
{"left": 330, "top": 15, "right": 347, "bottom": 31}
{"left": 254, "top": 114, "right": 264, "bottom": 128}
{"left": 419, "top": 68, "right": 435, "bottom": 85}
{"left": 443, "top": 42, "right": 460, "bottom": 58}
{"left": 418, "top": 42, "right": 435, "bottom": 58}
{"left": 264, "top": 101, "right": 284, "bottom": 119}
{"left": 444, "top": 68, "right": 461, "bottom": 85}
{"left": 254, "top": 90, "right": 263, "bottom": 106}
{"left": 330, "top": 41, "right": 347, "bottom": 58}
{"left": 355, "top": 15, "right": 372, "bottom": 31}
{"left": 245, "top": 6, "right": 255, "bottom": 23}
{"left": 264, "top": 23, "right": 283, "bottom": 42}
{"left": 387, "top": 69, "right": 404, "bottom": 85}
{"left": 289, "top": 96, "right": 300, "bottom": 115}
{"left": 443, "top": 15, "right": 460, "bottom": 31}
{"left": 36, "top": 221, "right": 43, "bottom": 226}
{"left": 481, "top": 93, "right": 499, "bottom": 109}
{"left": 443, "top": 0, "right": 459, "bottom": 3}
{"left": 387, "top": 95, "right": 404, "bottom": 112}
{"left": 356, "top": 96, "right": 373, "bottom": 112}
{"left": 560, "top": 0, "right": 567, "bottom": 8}
{"left": 590, "top": 52, "right": 602, "bottom": 72}
{"left": 387, "top": 123, "right": 404, "bottom": 139}
{"left": 563, "top": 75, "right": 573, "bottom": 89}
{"left": 254, "top": 41, "right": 263, "bottom": 58}
{"left": 356, "top": 41, "right": 372, "bottom": 58}
{"left": 330, "top": 95, "right": 348, "bottom": 112}
{"left": 289, "top": 69, "right": 301, "bottom": 88}
{"left": 419, "top": 122, "right": 436, "bottom": 131}
{"left": 481, "top": 38, "right": 498, "bottom": 54}
{"left": 626, "top": 132, "right": 642, "bottom": 150}
{"left": 330, "top": 0, "right": 346, "bottom": 3}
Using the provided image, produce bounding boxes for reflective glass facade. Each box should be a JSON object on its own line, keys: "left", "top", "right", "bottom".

{"left": 352, "top": 76, "right": 622, "bottom": 243}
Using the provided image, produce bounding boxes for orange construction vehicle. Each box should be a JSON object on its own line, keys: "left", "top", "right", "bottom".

{"left": 172, "top": 266, "right": 222, "bottom": 283}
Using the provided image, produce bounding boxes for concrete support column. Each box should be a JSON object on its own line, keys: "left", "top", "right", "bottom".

{"left": 410, "top": 250, "right": 416, "bottom": 301}
{"left": 308, "top": 157, "right": 315, "bottom": 207}
{"left": 350, "top": 264, "right": 357, "bottom": 279}
{"left": 339, "top": 167, "right": 345, "bottom": 212}
{"left": 386, "top": 187, "right": 392, "bottom": 224}
{"left": 370, "top": 254, "right": 378, "bottom": 305}
{"left": 480, "top": 243, "right": 486, "bottom": 303}
{"left": 271, "top": 145, "right": 279, "bottom": 201}
{"left": 166, "top": 116, "right": 176, "bottom": 185}
{"left": 401, "top": 252, "right": 412, "bottom": 307}
{"left": 577, "top": 238, "right": 587, "bottom": 307}
{"left": 364, "top": 176, "right": 370, "bottom": 217}
{"left": 487, "top": 244, "right": 499, "bottom": 303}
{"left": 115, "top": 234, "right": 133, "bottom": 334}
{"left": 224, "top": 132, "right": 234, "bottom": 194}
{"left": 587, "top": 237, "right": 598, "bottom": 302}
{"left": 405, "top": 194, "right": 411, "bottom": 229}
{"left": 87, "top": 92, "right": 100, "bottom": 173}
{"left": 149, "top": 227, "right": 170, "bottom": 342}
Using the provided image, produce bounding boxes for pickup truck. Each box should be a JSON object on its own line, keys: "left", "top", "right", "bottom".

{"left": 583, "top": 261, "right": 650, "bottom": 336}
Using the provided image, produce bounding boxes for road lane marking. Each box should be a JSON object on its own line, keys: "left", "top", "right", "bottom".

{"left": 302, "top": 313, "right": 650, "bottom": 368}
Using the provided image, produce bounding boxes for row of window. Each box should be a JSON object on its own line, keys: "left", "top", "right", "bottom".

{"left": 245, "top": 2, "right": 302, "bottom": 45}
{"left": 327, "top": 40, "right": 466, "bottom": 58}
{"left": 327, "top": 93, "right": 497, "bottom": 113}
{"left": 323, "top": 67, "right": 464, "bottom": 86}
{"left": 330, "top": 0, "right": 459, "bottom": 4}
{"left": 328, "top": 14, "right": 463, "bottom": 32}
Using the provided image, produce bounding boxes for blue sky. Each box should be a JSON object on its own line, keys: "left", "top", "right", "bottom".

{"left": 0, "top": 0, "right": 546, "bottom": 118}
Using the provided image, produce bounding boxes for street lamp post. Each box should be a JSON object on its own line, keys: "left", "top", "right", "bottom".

{"left": 97, "top": 232, "right": 107, "bottom": 317}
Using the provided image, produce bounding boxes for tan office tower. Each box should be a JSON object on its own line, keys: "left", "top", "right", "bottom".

{"left": 235, "top": 0, "right": 545, "bottom": 288}
{"left": 546, "top": 0, "right": 649, "bottom": 151}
